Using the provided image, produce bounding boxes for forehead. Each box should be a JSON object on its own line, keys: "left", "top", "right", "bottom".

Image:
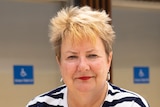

{"left": 62, "top": 32, "right": 97, "bottom": 46}
{"left": 61, "top": 35, "right": 104, "bottom": 51}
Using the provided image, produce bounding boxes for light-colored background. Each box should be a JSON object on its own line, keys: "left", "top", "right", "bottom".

{"left": 112, "top": 2, "right": 160, "bottom": 107}
{"left": 0, "top": 0, "right": 159, "bottom": 107}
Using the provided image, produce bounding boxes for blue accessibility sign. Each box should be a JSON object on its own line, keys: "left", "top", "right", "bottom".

{"left": 133, "top": 66, "right": 149, "bottom": 84}
{"left": 13, "top": 65, "right": 34, "bottom": 85}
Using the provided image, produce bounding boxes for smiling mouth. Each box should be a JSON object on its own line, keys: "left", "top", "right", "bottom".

{"left": 78, "top": 76, "right": 93, "bottom": 80}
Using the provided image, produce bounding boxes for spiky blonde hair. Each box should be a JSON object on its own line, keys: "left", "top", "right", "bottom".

{"left": 49, "top": 6, "right": 115, "bottom": 60}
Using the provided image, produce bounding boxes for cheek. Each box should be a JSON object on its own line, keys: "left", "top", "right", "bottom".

{"left": 60, "top": 62, "right": 77, "bottom": 77}
{"left": 90, "top": 60, "right": 109, "bottom": 78}
{"left": 91, "top": 59, "right": 109, "bottom": 70}
{"left": 91, "top": 61, "right": 108, "bottom": 82}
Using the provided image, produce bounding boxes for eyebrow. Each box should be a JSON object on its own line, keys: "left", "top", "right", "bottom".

{"left": 65, "top": 51, "right": 78, "bottom": 54}
{"left": 65, "top": 49, "right": 97, "bottom": 54}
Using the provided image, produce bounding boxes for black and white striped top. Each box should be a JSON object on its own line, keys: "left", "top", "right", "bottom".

{"left": 26, "top": 82, "right": 149, "bottom": 107}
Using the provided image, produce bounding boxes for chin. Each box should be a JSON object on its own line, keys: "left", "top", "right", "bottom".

{"left": 75, "top": 83, "right": 95, "bottom": 92}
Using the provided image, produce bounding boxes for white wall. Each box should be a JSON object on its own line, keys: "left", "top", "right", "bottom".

{"left": 112, "top": 6, "right": 160, "bottom": 107}
{"left": 0, "top": 1, "right": 64, "bottom": 107}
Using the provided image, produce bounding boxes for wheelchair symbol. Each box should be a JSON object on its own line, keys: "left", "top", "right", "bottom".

{"left": 139, "top": 69, "right": 144, "bottom": 77}
{"left": 20, "top": 68, "right": 27, "bottom": 77}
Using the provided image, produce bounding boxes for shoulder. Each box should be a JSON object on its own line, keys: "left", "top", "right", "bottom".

{"left": 103, "top": 83, "right": 149, "bottom": 107}
{"left": 26, "top": 85, "right": 66, "bottom": 107}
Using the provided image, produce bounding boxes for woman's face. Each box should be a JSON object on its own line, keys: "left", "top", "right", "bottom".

{"left": 57, "top": 36, "right": 112, "bottom": 93}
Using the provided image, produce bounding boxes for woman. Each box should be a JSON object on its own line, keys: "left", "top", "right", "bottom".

{"left": 26, "top": 6, "right": 149, "bottom": 107}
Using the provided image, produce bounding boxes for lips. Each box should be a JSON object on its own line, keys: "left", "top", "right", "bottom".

{"left": 78, "top": 76, "right": 92, "bottom": 80}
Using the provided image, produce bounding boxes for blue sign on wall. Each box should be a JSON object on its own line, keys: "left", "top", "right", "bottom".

{"left": 134, "top": 66, "right": 149, "bottom": 84}
{"left": 13, "top": 65, "right": 34, "bottom": 85}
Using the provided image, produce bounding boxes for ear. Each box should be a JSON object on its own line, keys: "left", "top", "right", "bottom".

{"left": 108, "top": 51, "right": 113, "bottom": 67}
{"left": 56, "top": 56, "right": 61, "bottom": 66}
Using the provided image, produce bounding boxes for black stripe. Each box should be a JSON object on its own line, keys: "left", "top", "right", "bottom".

{"left": 109, "top": 83, "right": 140, "bottom": 97}
{"left": 28, "top": 102, "right": 63, "bottom": 107}
{"left": 110, "top": 83, "right": 126, "bottom": 92}
{"left": 102, "top": 97, "right": 146, "bottom": 107}
{"left": 134, "top": 97, "right": 148, "bottom": 107}
{"left": 40, "top": 86, "right": 66, "bottom": 99}
{"left": 108, "top": 90, "right": 119, "bottom": 96}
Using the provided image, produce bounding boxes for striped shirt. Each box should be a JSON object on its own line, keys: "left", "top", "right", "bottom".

{"left": 26, "top": 82, "right": 149, "bottom": 107}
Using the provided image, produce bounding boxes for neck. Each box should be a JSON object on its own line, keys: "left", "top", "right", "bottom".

{"left": 67, "top": 84, "right": 108, "bottom": 107}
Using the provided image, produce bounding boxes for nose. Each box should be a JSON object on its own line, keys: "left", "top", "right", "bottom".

{"left": 77, "top": 57, "right": 90, "bottom": 72}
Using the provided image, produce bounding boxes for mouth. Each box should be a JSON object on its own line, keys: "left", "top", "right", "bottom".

{"left": 77, "top": 76, "right": 93, "bottom": 80}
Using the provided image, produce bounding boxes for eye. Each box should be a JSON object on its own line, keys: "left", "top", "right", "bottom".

{"left": 87, "top": 54, "right": 98, "bottom": 58}
{"left": 67, "top": 55, "right": 78, "bottom": 60}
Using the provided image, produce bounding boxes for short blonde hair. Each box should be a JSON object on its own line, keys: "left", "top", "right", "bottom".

{"left": 49, "top": 6, "right": 115, "bottom": 61}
